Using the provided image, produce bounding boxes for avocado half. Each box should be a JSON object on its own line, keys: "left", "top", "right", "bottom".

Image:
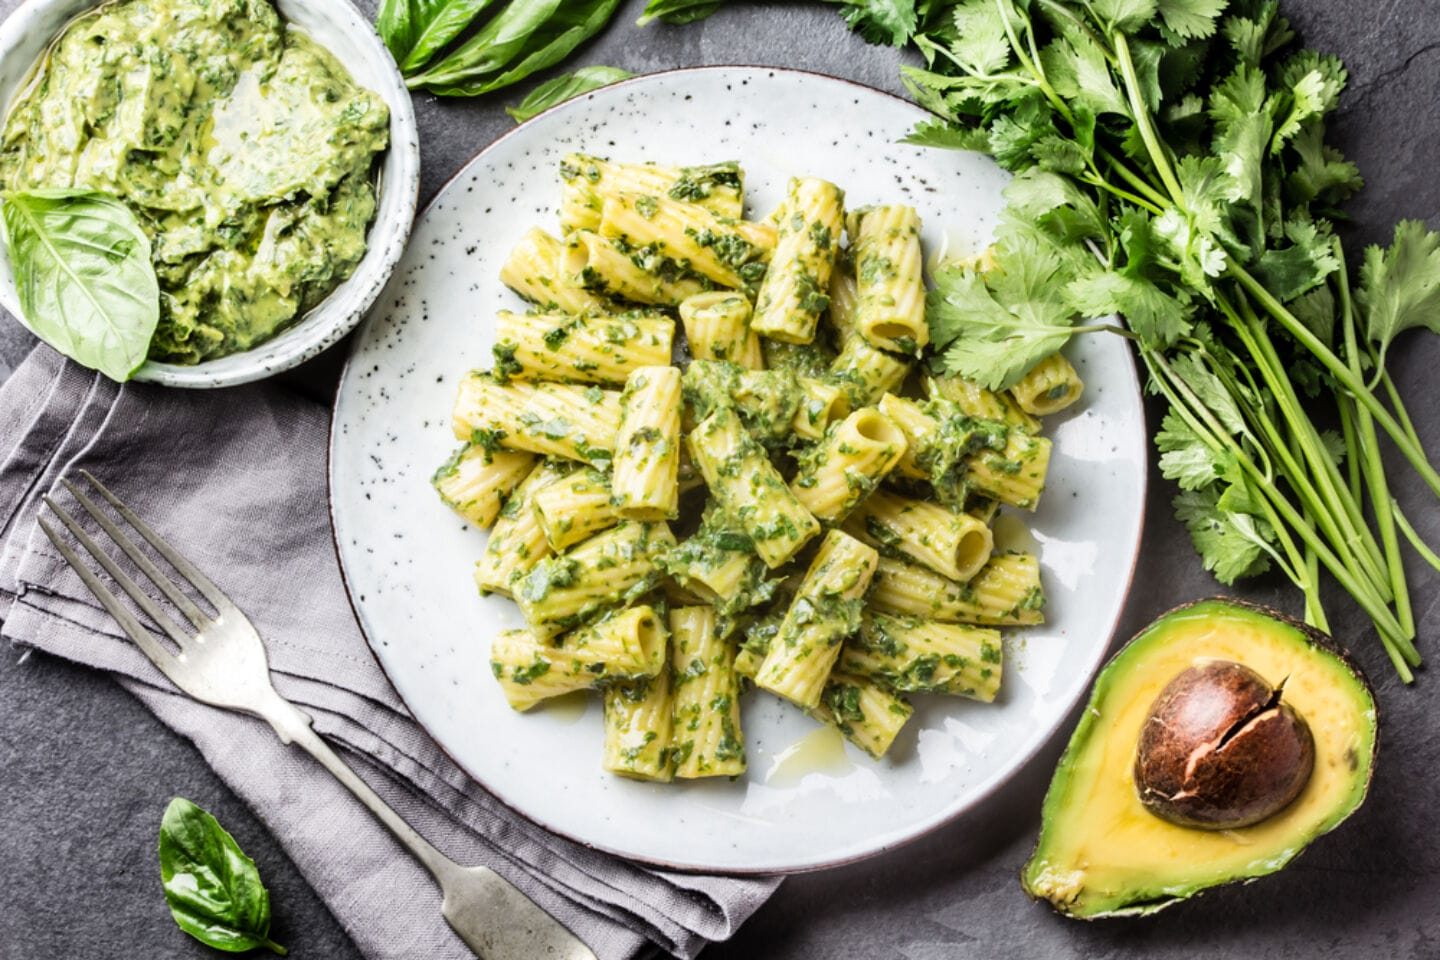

{"left": 1021, "top": 598, "right": 1378, "bottom": 918}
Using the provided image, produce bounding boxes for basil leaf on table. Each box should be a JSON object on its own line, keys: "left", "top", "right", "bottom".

{"left": 636, "top": 0, "right": 725, "bottom": 26}
{"left": 0, "top": 189, "right": 158, "bottom": 382}
{"left": 158, "top": 798, "right": 287, "bottom": 956}
{"left": 506, "top": 65, "right": 634, "bottom": 121}
{"left": 414, "top": 0, "right": 624, "bottom": 97}
{"left": 406, "top": 0, "right": 564, "bottom": 88}
{"left": 378, "top": 0, "right": 503, "bottom": 75}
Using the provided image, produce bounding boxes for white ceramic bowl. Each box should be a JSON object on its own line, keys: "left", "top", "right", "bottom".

{"left": 0, "top": 0, "right": 420, "bottom": 388}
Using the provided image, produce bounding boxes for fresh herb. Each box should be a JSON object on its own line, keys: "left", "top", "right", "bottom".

{"left": 506, "top": 65, "right": 634, "bottom": 121}
{"left": 158, "top": 798, "right": 286, "bottom": 955}
{"left": 0, "top": 189, "right": 159, "bottom": 382}
{"left": 380, "top": 0, "right": 624, "bottom": 97}
{"left": 795, "top": 0, "right": 1438, "bottom": 680}
{"left": 636, "top": 0, "right": 724, "bottom": 26}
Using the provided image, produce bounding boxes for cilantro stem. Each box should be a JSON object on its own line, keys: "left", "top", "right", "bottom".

{"left": 1380, "top": 368, "right": 1428, "bottom": 453}
{"left": 1113, "top": 34, "right": 1184, "bottom": 208}
{"left": 1336, "top": 238, "right": 1415, "bottom": 643}
{"left": 1147, "top": 349, "right": 1410, "bottom": 674}
{"left": 1227, "top": 293, "right": 1390, "bottom": 595}
{"left": 1394, "top": 504, "right": 1440, "bottom": 574}
{"left": 1098, "top": 148, "right": 1170, "bottom": 209}
{"left": 1083, "top": 171, "right": 1162, "bottom": 215}
{"left": 1338, "top": 399, "right": 1364, "bottom": 502}
{"left": 1229, "top": 259, "right": 1440, "bottom": 500}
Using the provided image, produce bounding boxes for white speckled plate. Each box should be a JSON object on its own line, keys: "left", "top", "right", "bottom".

{"left": 329, "top": 67, "right": 1147, "bottom": 874}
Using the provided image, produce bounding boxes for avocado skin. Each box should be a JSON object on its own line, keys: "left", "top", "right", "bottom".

{"left": 1020, "top": 597, "right": 1378, "bottom": 919}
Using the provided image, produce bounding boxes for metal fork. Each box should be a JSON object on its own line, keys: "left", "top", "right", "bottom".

{"left": 39, "top": 472, "right": 597, "bottom": 960}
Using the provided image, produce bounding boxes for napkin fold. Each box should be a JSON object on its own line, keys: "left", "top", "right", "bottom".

{"left": 0, "top": 345, "right": 779, "bottom": 960}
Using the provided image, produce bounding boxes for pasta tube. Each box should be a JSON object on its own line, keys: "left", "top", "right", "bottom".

{"left": 811, "top": 672, "right": 913, "bottom": 760}
{"left": 431, "top": 443, "right": 535, "bottom": 529}
{"left": 562, "top": 230, "right": 711, "bottom": 307}
{"left": 670, "top": 606, "right": 746, "bottom": 778}
{"left": 964, "top": 431, "right": 1052, "bottom": 511}
{"left": 686, "top": 406, "right": 820, "bottom": 568}
{"left": 870, "top": 553, "right": 1044, "bottom": 626}
{"left": 755, "top": 530, "right": 878, "bottom": 709}
{"left": 499, "top": 227, "right": 612, "bottom": 316}
{"left": 612, "top": 366, "right": 682, "bottom": 521}
{"left": 841, "top": 612, "right": 1003, "bottom": 700}
{"left": 559, "top": 154, "right": 743, "bottom": 231}
{"left": 683, "top": 360, "right": 849, "bottom": 444}
{"left": 662, "top": 507, "right": 777, "bottom": 617}
{"left": 751, "top": 177, "right": 845, "bottom": 343}
{"left": 514, "top": 522, "right": 675, "bottom": 638}
{"left": 763, "top": 337, "right": 836, "bottom": 379}
{"left": 736, "top": 616, "right": 912, "bottom": 759}
{"left": 599, "top": 193, "right": 776, "bottom": 289}
{"left": 493, "top": 310, "right": 674, "bottom": 386}
{"left": 828, "top": 332, "right": 911, "bottom": 406}
{"left": 789, "top": 408, "right": 908, "bottom": 522}
{"left": 848, "top": 205, "right": 927, "bottom": 354}
{"left": 926, "top": 374, "right": 1040, "bottom": 434}
{"left": 474, "top": 460, "right": 570, "bottom": 596}
{"left": 490, "top": 605, "right": 667, "bottom": 711}
{"left": 532, "top": 468, "right": 621, "bottom": 550}
{"left": 452, "top": 373, "right": 622, "bottom": 467}
{"left": 603, "top": 667, "right": 675, "bottom": 782}
{"left": 845, "top": 489, "right": 994, "bottom": 583}
{"left": 679, "top": 291, "right": 763, "bottom": 368}
{"left": 827, "top": 252, "right": 860, "bottom": 345}
{"left": 1009, "top": 352, "right": 1084, "bottom": 416}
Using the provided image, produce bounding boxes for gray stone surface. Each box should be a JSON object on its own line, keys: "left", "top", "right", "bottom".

{"left": 1, "top": 1, "right": 1437, "bottom": 958}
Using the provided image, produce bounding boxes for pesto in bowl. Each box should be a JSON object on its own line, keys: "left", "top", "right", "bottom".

{"left": 0, "top": 0, "right": 390, "bottom": 365}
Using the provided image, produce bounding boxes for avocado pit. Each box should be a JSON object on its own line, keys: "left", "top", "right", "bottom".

{"left": 1134, "top": 659, "right": 1315, "bottom": 830}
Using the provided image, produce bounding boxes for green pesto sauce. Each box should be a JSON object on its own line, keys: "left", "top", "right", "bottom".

{"left": 0, "top": 0, "right": 389, "bottom": 364}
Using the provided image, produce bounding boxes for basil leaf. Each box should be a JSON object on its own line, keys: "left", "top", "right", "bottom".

{"left": 158, "top": 798, "right": 286, "bottom": 956}
{"left": 417, "top": 0, "right": 624, "bottom": 97}
{"left": 395, "top": 0, "right": 504, "bottom": 75}
{"left": 408, "top": 0, "right": 565, "bottom": 87}
{"left": 636, "top": 0, "right": 724, "bottom": 26}
{"left": 0, "top": 189, "right": 158, "bottom": 382}
{"left": 506, "top": 66, "right": 634, "bottom": 122}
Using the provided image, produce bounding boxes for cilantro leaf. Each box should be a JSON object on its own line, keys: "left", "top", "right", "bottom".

{"left": 1155, "top": 0, "right": 1225, "bottom": 39}
{"left": 828, "top": 0, "right": 918, "bottom": 46}
{"left": 1358, "top": 220, "right": 1440, "bottom": 361}
{"left": 1174, "top": 485, "right": 1274, "bottom": 583}
{"left": 1251, "top": 218, "right": 1340, "bottom": 302}
{"left": 901, "top": 117, "right": 990, "bottom": 150}
{"left": 1156, "top": 411, "right": 1221, "bottom": 490}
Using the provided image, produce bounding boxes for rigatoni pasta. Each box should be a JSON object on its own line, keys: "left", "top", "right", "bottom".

{"left": 493, "top": 310, "right": 673, "bottom": 386}
{"left": 790, "top": 408, "right": 907, "bottom": 522}
{"left": 500, "top": 227, "right": 613, "bottom": 316}
{"left": 559, "top": 153, "right": 744, "bottom": 231}
{"left": 751, "top": 177, "right": 844, "bottom": 343}
{"left": 756, "top": 530, "right": 879, "bottom": 709}
{"left": 431, "top": 444, "right": 535, "bottom": 529}
{"left": 848, "top": 204, "right": 926, "bottom": 354}
{"left": 473, "top": 459, "right": 568, "bottom": 597}
{"left": 452, "top": 373, "right": 622, "bottom": 467}
{"left": 1009, "top": 351, "right": 1084, "bottom": 416}
{"left": 435, "top": 154, "right": 1081, "bottom": 783}
{"left": 679, "top": 291, "right": 763, "bottom": 368}
{"left": 687, "top": 405, "right": 820, "bottom": 568}
{"left": 611, "top": 366, "right": 682, "bottom": 521}
{"left": 670, "top": 606, "right": 746, "bottom": 778}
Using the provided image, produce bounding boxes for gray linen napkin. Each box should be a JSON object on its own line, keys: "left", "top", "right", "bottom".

{"left": 0, "top": 345, "right": 780, "bottom": 960}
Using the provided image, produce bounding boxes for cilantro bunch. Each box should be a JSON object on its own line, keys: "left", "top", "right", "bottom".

{"left": 643, "top": 0, "right": 1439, "bottom": 679}
{"left": 902, "top": 0, "right": 1438, "bottom": 679}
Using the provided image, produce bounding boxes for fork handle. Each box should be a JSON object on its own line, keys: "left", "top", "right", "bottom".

{"left": 261, "top": 697, "right": 459, "bottom": 883}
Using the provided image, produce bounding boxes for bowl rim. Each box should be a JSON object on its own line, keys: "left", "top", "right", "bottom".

{"left": 0, "top": 0, "right": 421, "bottom": 389}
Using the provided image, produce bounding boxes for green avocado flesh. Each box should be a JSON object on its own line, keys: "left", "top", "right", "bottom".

{"left": 1022, "top": 598, "right": 1377, "bottom": 918}
{"left": 0, "top": 0, "right": 389, "bottom": 364}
